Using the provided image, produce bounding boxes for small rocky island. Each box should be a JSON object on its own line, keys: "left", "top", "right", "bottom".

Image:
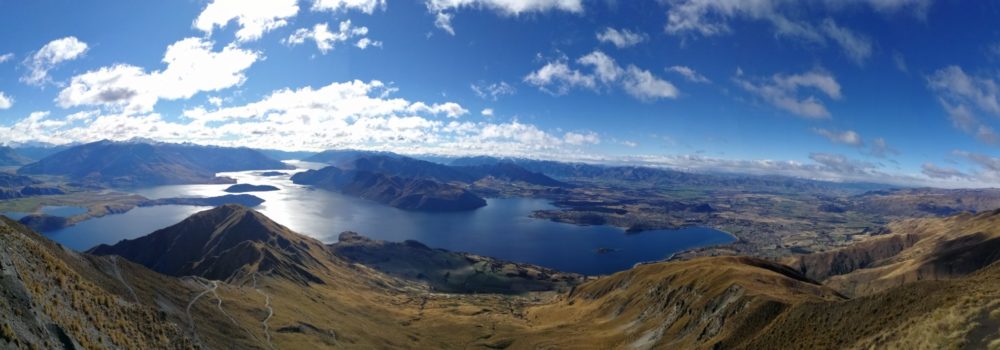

{"left": 223, "top": 184, "right": 280, "bottom": 193}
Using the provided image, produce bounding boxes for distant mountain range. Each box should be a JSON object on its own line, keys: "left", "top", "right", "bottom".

{"left": 291, "top": 166, "right": 487, "bottom": 211}
{"left": 5, "top": 204, "right": 1000, "bottom": 348}
{"left": 449, "top": 156, "right": 892, "bottom": 195}
{"left": 0, "top": 172, "right": 64, "bottom": 199}
{"left": 292, "top": 154, "right": 566, "bottom": 211}
{"left": 0, "top": 147, "right": 30, "bottom": 166}
{"left": 17, "top": 140, "right": 291, "bottom": 187}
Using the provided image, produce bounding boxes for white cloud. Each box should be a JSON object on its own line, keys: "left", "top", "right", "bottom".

{"left": 194, "top": 0, "right": 298, "bottom": 42}
{"left": 0, "top": 92, "right": 12, "bottom": 110}
{"left": 426, "top": 0, "right": 583, "bottom": 35}
{"left": 57, "top": 37, "right": 259, "bottom": 113}
{"left": 21, "top": 36, "right": 89, "bottom": 86}
{"left": 821, "top": 18, "right": 873, "bottom": 65}
{"left": 927, "top": 65, "right": 1000, "bottom": 145}
{"left": 526, "top": 51, "right": 678, "bottom": 101}
{"left": 434, "top": 12, "right": 456, "bottom": 35}
{"left": 813, "top": 128, "right": 863, "bottom": 146}
{"left": 735, "top": 69, "right": 842, "bottom": 119}
{"left": 471, "top": 81, "right": 516, "bottom": 100}
{"left": 524, "top": 60, "right": 596, "bottom": 95}
{"left": 667, "top": 65, "right": 710, "bottom": 83}
{"left": 596, "top": 27, "right": 646, "bottom": 48}
{"left": 355, "top": 37, "right": 383, "bottom": 49}
{"left": 578, "top": 51, "right": 621, "bottom": 83}
{"left": 7, "top": 79, "right": 609, "bottom": 160}
{"left": 0, "top": 53, "right": 13, "bottom": 63}
{"left": 563, "top": 131, "right": 600, "bottom": 145}
{"left": 286, "top": 21, "right": 377, "bottom": 54}
{"left": 481, "top": 108, "right": 494, "bottom": 116}
{"left": 621, "top": 65, "right": 679, "bottom": 101}
{"left": 621, "top": 140, "right": 638, "bottom": 147}
{"left": 312, "top": 0, "right": 386, "bottom": 14}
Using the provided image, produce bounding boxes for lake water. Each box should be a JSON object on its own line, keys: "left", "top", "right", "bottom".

{"left": 43, "top": 162, "right": 735, "bottom": 275}
{"left": 4, "top": 205, "right": 89, "bottom": 220}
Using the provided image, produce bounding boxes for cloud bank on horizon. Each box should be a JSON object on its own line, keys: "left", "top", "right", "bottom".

{"left": 0, "top": 0, "right": 998, "bottom": 187}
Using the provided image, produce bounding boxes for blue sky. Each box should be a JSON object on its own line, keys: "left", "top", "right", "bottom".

{"left": 1, "top": 0, "right": 1000, "bottom": 187}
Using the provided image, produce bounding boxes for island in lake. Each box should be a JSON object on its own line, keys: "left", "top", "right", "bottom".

{"left": 223, "top": 183, "right": 280, "bottom": 193}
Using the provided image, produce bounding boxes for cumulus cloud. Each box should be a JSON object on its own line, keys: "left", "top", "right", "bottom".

{"left": 21, "top": 36, "right": 88, "bottom": 86}
{"left": 0, "top": 92, "right": 12, "bottom": 110}
{"left": 667, "top": 65, "right": 710, "bottom": 83}
{"left": 481, "top": 108, "right": 494, "bottom": 116}
{"left": 596, "top": 27, "right": 646, "bottom": 48}
{"left": 734, "top": 69, "right": 842, "bottom": 118}
{"left": 57, "top": 37, "right": 259, "bottom": 113}
{"left": 312, "top": 0, "right": 386, "bottom": 14}
{"left": 471, "top": 81, "right": 516, "bottom": 100}
{"left": 426, "top": 0, "right": 583, "bottom": 35}
{"left": 0, "top": 53, "right": 13, "bottom": 63}
{"left": 927, "top": 65, "right": 1000, "bottom": 145}
{"left": 285, "top": 21, "right": 379, "bottom": 54}
{"left": 526, "top": 50, "right": 678, "bottom": 101}
{"left": 194, "top": 0, "right": 298, "bottom": 42}
{"left": 523, "top": 59, "right": 596, "bottom": 95}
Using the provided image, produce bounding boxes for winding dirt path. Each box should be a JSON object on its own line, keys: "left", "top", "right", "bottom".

{"left": 206, "top": 279, "right": 262, "bottom": 343}
{"left": 252, "top": 273, "right": 276, "bottom": 350}
{"left": 185, "top": 279, "right": 217, "bottom": 349}
{"left": 110, "top": 256, "right": 139, "bottom": 303}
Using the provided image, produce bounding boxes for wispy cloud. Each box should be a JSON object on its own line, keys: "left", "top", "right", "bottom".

{"left": 734, "top": 69, "right": 842, "bottom": 119}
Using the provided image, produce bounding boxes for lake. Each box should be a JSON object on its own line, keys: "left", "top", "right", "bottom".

{"left": 43, "top": 162, "right": 735, "bottom": 275}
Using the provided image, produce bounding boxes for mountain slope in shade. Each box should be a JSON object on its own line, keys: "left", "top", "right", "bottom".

{"left": 0, "top": 146, "right": 30, "bottom": 166}
{"left": 291, "top": 166, "right": 487, "bottom": 211}
{"left": 18, "top": 140, "right": 290, "bottom": 187}
{"left": 88, "top": 204, "right": 332, "bottom": 283}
